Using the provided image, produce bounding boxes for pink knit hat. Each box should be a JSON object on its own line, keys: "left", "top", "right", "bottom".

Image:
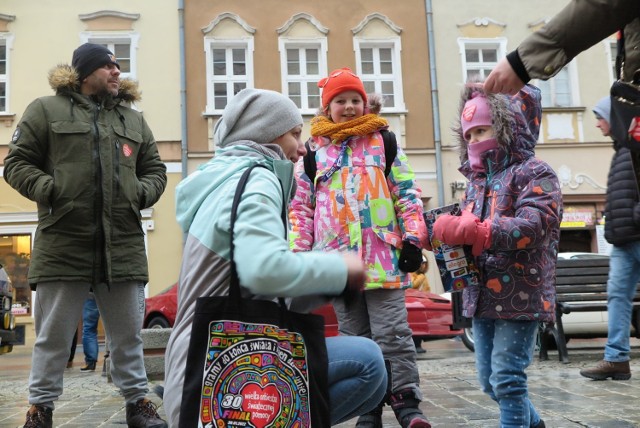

{"left": 461, "top": 93, "right": 492, "bottom": 139}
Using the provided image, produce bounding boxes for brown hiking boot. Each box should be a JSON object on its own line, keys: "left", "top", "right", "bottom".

{"left": 23, "top": 405, "right": 53, "bottom": 428}
{"left": 125, "top": 398, "right": 167, "bottom": 428}
{"left": 579, "top": 360, "right": 631, "bottom": 380}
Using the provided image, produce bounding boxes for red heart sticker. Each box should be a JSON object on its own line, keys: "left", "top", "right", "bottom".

{"left": 462, "top": 104, "right": 477, "bottom": 121}
{"left": 630, "top": 117, "right": 640, "bottom": 142}
{"left": 241, "top": 383, "right": 281, "bottom": 428}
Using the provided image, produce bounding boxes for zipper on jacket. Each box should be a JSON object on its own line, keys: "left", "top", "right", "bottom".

{"left": 92, "top": 104, "right": 105, "bottom": 285}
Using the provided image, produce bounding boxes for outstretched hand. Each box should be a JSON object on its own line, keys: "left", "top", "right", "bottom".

{"left": 483, "top": 57, "right": 525, "bottom": 95}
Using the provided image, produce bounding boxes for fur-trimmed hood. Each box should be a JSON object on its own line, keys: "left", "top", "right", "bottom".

{"left": 47, "top": 63, "right": 141, "bottom": 104}
{"left": 453, "top": 83, "right": 542, "bottom": 177}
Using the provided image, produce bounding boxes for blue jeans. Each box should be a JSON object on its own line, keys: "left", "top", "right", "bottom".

{"left": 327, "top": 335, "right": 387, "bottom": 425}
{"left": 473, "top": 318, "right": 540, "bottom": 428}
{"left": 605, "top": 243, "right": 640, "bottom": 362}
{"left": 82, "top": 296, "right": 100, "bottom": 364}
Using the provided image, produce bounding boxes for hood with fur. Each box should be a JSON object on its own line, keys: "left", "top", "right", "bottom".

{"left": 453, "top": 83, "right": 542, "bottom": 176}
{"left": 47, "top": 63, "right": 141, "bottom": 104}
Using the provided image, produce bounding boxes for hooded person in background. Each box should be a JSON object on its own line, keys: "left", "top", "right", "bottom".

{"left": 4, "top": 43, "right": 167, "bottom": 428}
{"left": 163, "top": 88, "right": 388, "bottom": 427}
{"left": 433, "top": 82, "right": 562, "bottom": 428}
{"left": 578, "top": 96, "right": 640, "bottom": 381}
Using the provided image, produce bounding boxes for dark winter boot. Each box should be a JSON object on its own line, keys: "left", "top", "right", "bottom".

{"left": 355, "top": 402, "right": 384, "bottom": 428}
{"left": 390, "top": 388, "right": 431, "bottom": 428}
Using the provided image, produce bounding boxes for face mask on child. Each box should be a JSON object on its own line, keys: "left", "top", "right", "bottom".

{"left": 467, "top": 138, "right": 498, "bottom": 172}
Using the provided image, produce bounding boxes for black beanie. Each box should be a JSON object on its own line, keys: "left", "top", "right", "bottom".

{"left": 71, "top": 43, "right": 120, "bottom": 82}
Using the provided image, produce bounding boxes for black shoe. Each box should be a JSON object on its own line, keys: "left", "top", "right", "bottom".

{"left": 80, "top": 362, "right": 96, "bottom": 372}
{"left": 126, "top": 398, "right": 168, "bottom": 428}
{"left": 23, "top": 405, "right": 53, "bottom": 428}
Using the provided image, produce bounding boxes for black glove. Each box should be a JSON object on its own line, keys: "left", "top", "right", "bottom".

{"left": 398, "top": 240, "right": 422, "bottom": 273}
{"left": 340, "top": 278, "right": 363, "bottom": 310}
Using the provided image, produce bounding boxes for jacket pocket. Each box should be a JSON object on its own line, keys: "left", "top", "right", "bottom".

{"left": 50, "top": 121, "right": 92, "bottom": 164}
{"left": 39, "top": 200, "right": 74, "bottom": 231}
{"left": 112, "top": 128, "right": 143, "bottom": 204}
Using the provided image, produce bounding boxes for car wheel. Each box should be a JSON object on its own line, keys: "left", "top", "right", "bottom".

{"left": 461, "top": 327, "right": 474, "bottom": 352}
{"left": 147, "top": 315, "right": 170, "bottom": 329}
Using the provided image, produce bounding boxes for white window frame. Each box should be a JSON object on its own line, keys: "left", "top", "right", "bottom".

{"left": 354, "top": 38, "right": 405, "bottom": 112}
{"left": 0, "top": 33, "right": 14, "bottom": 114}
{"left": 458, "top": 38, "right": 507, "bottom": 82}
{"left": 278, "top": 38, "right": 327, "bottom": 114}
{"left": 605, "top": 38, "right": 619, "bottom": 84}
{"left": 535, "top": 61, "right": 580, "bottom": 108}
{"left": 204, "top": 37, "right": 254, "bottom": 115}
{"left": 80, "top": 32, "right": 139, "bottom": 80}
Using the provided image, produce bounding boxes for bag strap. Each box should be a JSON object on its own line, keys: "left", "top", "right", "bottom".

{"left": 303, "top": 130, "right": 398, "bottom": 183}
{"left": 616, "top": 30, "right": 625, "bottom": 81}
{"left": 381, "top": 129, "right": 398, "bottom": 177}
{"left": 228, "top": 164, "right": 287, "bottom": 303}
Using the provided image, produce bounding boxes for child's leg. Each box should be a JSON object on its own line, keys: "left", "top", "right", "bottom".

{"left": 475, "top": 317, "right": 539, "bottom": 428}
{"left": 366, "top": 289, "right": 430, "bottom": 427}
{"left": 333, "top": 289, "right": 371, "bottom": 337}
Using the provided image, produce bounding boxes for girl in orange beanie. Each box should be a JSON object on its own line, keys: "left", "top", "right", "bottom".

{"left": 290, "top": 67, "right": 430, "bottom": 428}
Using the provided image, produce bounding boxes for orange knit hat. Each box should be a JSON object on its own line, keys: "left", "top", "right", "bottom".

{"left": 318, "top": 67, "right": 368, "bottom": 109}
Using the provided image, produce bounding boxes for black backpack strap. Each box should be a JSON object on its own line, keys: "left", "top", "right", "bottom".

{"left": 381, "top": 129, "right": 398, "bottom": 177}
{"left": 303, "top": 139, "right": 317, "bottom": 185}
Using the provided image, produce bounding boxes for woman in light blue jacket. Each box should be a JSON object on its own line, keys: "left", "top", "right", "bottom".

{"left": 163, "top": 88, "right": 387, "bottom": 427}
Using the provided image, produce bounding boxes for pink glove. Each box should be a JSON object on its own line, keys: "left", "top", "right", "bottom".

{"left": 432, "top": 211, "right": 492, "bottom": 256}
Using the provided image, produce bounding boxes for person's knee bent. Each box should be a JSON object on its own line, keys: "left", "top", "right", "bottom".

{"left": 352, "top": 336, "right": 387, "bottom": 397}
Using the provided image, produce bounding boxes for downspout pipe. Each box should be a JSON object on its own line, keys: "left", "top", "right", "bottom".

{"left": 426, "top": 0, "right": 445, "bottom": 206}
{"left": 178, "top": 0, "right": 188, "bottom": 244}
{"left": 179, "top": 0, "right": 188, "bottom": 181}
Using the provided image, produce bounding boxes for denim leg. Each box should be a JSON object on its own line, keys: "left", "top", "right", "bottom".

{"left": 82, "top": 296, "right": 100, "bottom": 364}
{"left": 473, "top": 318, "right": 539, "bottom": 428}
{"left": 604, "top": 243, "right": 640, "bottom": 362}
{"left": 327, "top": 336, "right": 387, "bottom": 425}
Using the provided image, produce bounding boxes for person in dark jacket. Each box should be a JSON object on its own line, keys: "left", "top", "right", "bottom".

{"left": 433, "top": 83, "right": 562, "bottom": 428}
{"left": 4, "top": 43, "right": 167, "bottom": 428}
{"left": 483, "top": 0, "right": 640, "bottom": 94}
{"left": 579, "top": 97, "right": 639, "bottom": 381}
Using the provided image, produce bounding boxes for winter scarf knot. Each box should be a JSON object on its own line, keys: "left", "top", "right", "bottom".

{"left": 310, "top": 114, "right": 388, "bottom": 143}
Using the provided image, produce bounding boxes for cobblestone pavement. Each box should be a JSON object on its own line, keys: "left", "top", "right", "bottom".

{"left": 1, "top": 337, "right": 639, "bottom": 427}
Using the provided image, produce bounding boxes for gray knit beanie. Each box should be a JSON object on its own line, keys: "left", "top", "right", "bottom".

{"left": 593, "top": 96, "right": 611, "bottom": 123}
{"left": 214, "top": 88, "right": 302, "bottom": 147}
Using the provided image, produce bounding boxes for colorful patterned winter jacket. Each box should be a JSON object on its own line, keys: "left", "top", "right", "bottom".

{"left": 455, "top": 85, "right": 563, "bottom": 321}
{"left": 289, "top": 130, "right": 427, "bottom": 290}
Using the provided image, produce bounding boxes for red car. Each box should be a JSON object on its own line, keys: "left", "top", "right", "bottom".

{"left": 143, "top": 284, "right": 461, "bottom": 344}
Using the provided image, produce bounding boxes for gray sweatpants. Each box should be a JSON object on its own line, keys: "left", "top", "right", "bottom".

{"left": 333, "top": 288, "right": 422, "bottom": 399}
{"left": 29, "top": 281, "right": 149, "bottom": 409}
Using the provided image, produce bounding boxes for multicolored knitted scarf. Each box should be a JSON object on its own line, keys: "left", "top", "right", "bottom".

{"left": 310, "top": 114, "right": 388, "bottom": 143}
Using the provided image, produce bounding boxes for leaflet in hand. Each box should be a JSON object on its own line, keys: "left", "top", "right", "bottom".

{"left": 424, "top": 203, "right": 480, "bottom": 292}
